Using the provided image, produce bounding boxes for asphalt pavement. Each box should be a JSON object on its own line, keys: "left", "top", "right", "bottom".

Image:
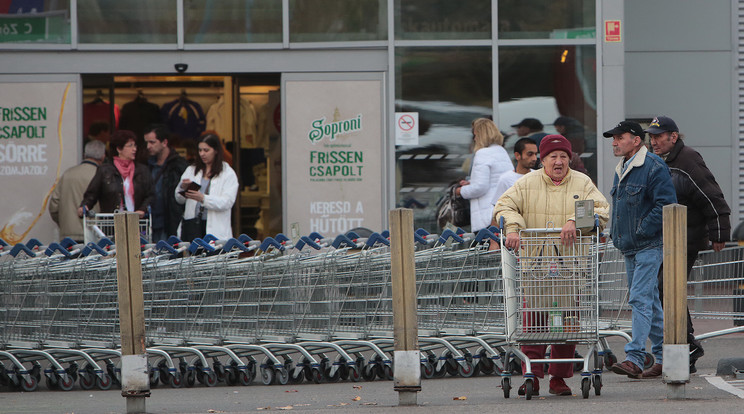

{"left": 2, "top": 324, "right": 742, "bottom": 414}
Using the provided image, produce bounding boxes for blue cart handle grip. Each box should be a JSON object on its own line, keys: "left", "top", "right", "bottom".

{"left": 439, "top": 229, "right": 464, "bottom": 245}
{"left": 44, "top": 243, "right": 71, "bottom": 258}
{"left": 259, "top": 237, "right": 285, "bottom": 252}
{"left": 365, "top": 232, "right": 390, "bottom": 247}
{"left": 474, "top": 228, "right": 499, "bottom": 243}
{"left": 332, "top": 234, "right": 356, "bottom": 249}
{"left": 295, "top": 236, "right": 321, "bottom": 251}
{"left": 9, "top": 244, "right": 35, "bottom": 258}
{"left": 221, "top": 238, "right": 250, "bottom": 253}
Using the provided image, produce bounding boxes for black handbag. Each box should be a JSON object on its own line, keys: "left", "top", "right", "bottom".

{"left": 436, "top": 181, "right": 470, "bottom": 229}
{"left": 180, "top": 217, "right": 206, "bottom": 242}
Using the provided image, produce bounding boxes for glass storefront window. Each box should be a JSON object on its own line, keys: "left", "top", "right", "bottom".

{"left": 184, "top": 0, "right": 281, "bottom": 44}
{"left": 395, "top": 47, "right": 492, "bottom": 231}
{"left": 395, "top": 0, "right": 491, "bottom": 40}
{"left": 499, "top": 45, "right": 597, "bottom": 180}
{"left": 0, "top": 1, "right": 70, "bottom": 44}
{"left": 498, "top": 0, "right": 595, "bottom": 40}
{"left": 77, "top": 0, "right": 177, "bottom": 43}
{"left": 289, "top": 0, "right": 387, "bottom": 42}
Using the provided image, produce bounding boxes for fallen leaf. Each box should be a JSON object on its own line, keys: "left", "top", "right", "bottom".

{"left": 352, "top": 396, "right": 361, "bottom": 401}
{"left": 694, "top": 387, "right": 703, "bottom": 390}
{"left": 453, "top": 396, "right": 467, "bottom": 400}
{"left": 294, "top": 404, "right": 310, "bottom": 407}
{"left": 340, "top": 403, "right": 348, "bottom": 406}
{"left": 352, "top": 385, "right": 362, "bottom": 390}
{"left": 257, "top": 407, "right": 270, "bottom": 411}
{"left": 277, "top": 406, "right": 293, "bottom": 411}
{"left": 362, "top": 402, "right": 378, "bottom": 406}
{"left": 285, "top": 389, "right": 298, "bottom": 393}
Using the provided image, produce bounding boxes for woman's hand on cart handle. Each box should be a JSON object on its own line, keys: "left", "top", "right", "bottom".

{"left": 505, "top": 232, "right": 520, "bottom": 250}
{"left": 560, "top": 220, "right": 577, "bottom": 246}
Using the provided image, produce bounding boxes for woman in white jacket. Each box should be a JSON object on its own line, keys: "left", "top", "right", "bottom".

{"left": 456, "top": 118, "right": 513, "bottom": 231}
{"left": 175, "top": 134, "right": 238, "bottom": 240}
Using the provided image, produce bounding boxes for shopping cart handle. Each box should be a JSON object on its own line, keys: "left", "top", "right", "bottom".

{"left": 413, "top": 232, "right": 428, "bottom": 246}
{"left": 308, "top": 232, "right": 324, "bottom": 242}
{"left": 439, "top": 229, "right": 464, "bottom": 245}
{"left": 44, "top": 243, "right": 71, "bottom": 258}
{"left": 455, "top": 227, "right": 466, "bottom": 235}
{"left": 499, "top": 216, "right": 505, "bottom": 230}
{"left": 97, "top": 238, "right": 115, "bottom": 248}
{"left": 332, "top": 234, "right": 357, "bottom": 249}
{"left": 220, "top": 238, "right": 250, "bottom": 253}
{"left": 154, "top": 240, "right": 178, "bottom": 255}
{"left": 0, "top": 237, "right": 7, "bottom": 247}
{"left": 9, "top": 243, "right": 36, "bottom": 258}
{"left": 25, "top": 238, "right": 44, "bottom": 250}
{"left": 59, "top": 237, "right": 78, "bottom": 249}
{"left": 80, "top": 243, "right": 109, "bottom": 257}
{"left": 259, "top": 237, "right": 285, "bottom": 252}
{"left": 381, "top": 230, "right": 390, "bottom": 239}
{"left": 295, "top": 236, "right": 321, "bottom": 251}
{"left": 167, "top": 235, "right": 182, "bottom": 245}
{"left": 188, "top": 238, "right": 216, "bottom": 254}
{"left": 345, "top": 231, "right": 361, "bottom": 240}
{"left": 202, "top": 234, "right": 218, "bottom": 243}
{"left": 237, "top": 234, "right": 253, "bottom": 243}
{"left": 274, "top": 233, "right": 290, "bottom": 244}
{"left": 474, "top": 228, "right": 499, "bottom": 243}
{"left": 415, "top": 228, "right": 430, "bottom": 237}
{"left": 365, "top": 232, "right": 390, "bottom": 247}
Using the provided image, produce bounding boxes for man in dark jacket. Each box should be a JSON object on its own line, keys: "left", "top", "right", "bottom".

{"left": 145, "top": 125, "right": 189, "bottom": 242}
{"left": 646, "top": 115, "right": 732, "bottom": 375}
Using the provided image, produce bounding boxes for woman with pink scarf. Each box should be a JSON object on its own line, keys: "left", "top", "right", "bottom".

{"left": 79, "top": 130, "right": 153, "bottom": 218}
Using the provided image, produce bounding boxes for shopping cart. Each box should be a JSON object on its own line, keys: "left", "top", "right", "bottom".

{"left": 500, "top": 225, "right": 601, "bottom": 399}
{"left": 83, "top": 212, "right": 151, "bottom": 245}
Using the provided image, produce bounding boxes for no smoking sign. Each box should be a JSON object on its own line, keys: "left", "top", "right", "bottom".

{"left": 395, "top": 112, "right": 419, "bottom": 145}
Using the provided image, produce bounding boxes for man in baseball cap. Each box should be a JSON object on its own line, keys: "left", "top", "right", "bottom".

{"left": 511, "top": 117, "right": 548, "bottom": 146}
{"left": 604, "top": 119, "right": 677, "bottom": 379}
{"left": 644, "top": 115, "right": 731, "bottom": 376}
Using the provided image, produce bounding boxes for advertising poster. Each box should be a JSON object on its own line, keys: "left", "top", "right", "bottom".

{"left": 285, "top": 79, "right": 383, "bottom": 236}
{"left": 0, "top": 82, "right": 78, "bottom": 245}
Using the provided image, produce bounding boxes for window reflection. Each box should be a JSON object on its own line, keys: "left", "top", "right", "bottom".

{"left": 395, "top": 47, "right": 492, "bottom": 231}
{"left": 499, "top": 45, "right": 597, "bottom": 180}
{"left": 0, "top": 0, "right": 70, "bottom": 44}
{"left": 395, "top": 0, "right": 490, "bottom": 40}
{"left": 184, "top": 0, "right": 281, "bottom": 44}
{"left": 78, "top": 0, "right": 177, "bottom": 43}
{"left": 289, "top": 0, "right": 386, "bottom": 42}
{"left": 498, "top": 0, "right": 595, "bottom": 39}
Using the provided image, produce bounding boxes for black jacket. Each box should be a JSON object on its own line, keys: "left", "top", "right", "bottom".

{"left": 665, "top": 139, "right": 731, "bottom": 252}
{"left": 150, "top": 149, "right": 189, "bottom": 236}
{"left": 81, "top": 160, "right": 154, "bottom": 214}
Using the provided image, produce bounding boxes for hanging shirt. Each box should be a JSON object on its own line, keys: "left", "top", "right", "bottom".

{"left": 161, "top": 97, "right": 206, "bottom": 140}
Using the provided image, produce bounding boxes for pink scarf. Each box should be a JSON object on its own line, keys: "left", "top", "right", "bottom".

{"left": 113, "top": 156, "right": 135, "bottom": 203}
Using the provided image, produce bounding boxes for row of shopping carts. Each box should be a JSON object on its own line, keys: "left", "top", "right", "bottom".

{"left": 1, "top": 225, "right": 743, "bottom": 399}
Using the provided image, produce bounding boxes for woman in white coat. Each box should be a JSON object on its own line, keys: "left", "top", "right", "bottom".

{"left": 456, "top": 118, "right": 513, "bottom": 231}
{"left": 175, "top": 133, "right": 238, "bottom": 241}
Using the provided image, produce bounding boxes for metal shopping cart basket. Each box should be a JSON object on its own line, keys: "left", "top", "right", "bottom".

{"left": 84, "top": 212, "right": 151, "bottom": 245}
{"left": 500, "top": 224, "right": 601, "bottom": 399}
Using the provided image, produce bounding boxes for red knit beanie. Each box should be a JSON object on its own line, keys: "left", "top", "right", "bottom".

{"left": 539, "top": 134, "right": 572, "bottom": 158}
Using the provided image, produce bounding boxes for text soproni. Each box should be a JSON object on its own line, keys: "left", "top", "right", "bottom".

{"left": 308, "top": 114, "right": 362, "bottom": 143}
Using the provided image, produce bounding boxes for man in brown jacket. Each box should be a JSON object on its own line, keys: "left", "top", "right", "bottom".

{"left": 49, "top": 140, "right": 105, "bottom": 242}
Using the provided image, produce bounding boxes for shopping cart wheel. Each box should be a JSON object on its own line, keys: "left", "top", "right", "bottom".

{"left": 79, "top": 371, "right": 96, "bottom": 390}
{"left": 224, "top": 366, "right": 238, "bottom": 386}
{"left": 58, "top": 374, "right": 75, "bottom": 391}
{"left": 275, "top": 368, "right": 289, "bottom": 386}
{"left": 501, "top": 376, "right": 511, "bottom": 398}
{"left": 458, "top": 361, "right": 476, "bottom": 378}
{"left": 362, "top": 364, "right": 376, "bottom": 381}
{"left": 238, "top": 370, "right": 252, "bottom": 386}
{"left": 581, "top": 377, "right": 591, "bottom": 399}
{"left": 444, "top": 353, "right": 459, "bottom": 377}
{"left": 348, "top": 366, "right": 362, "bottom": 382}
{"left": 310, "top": 368, "right": 323, "bottom": 384}
{"left": 168, "top": 372, "right": 183, "bottom": 388}
{"left": 96, "top": 373, "right": 113, "bottom": 391}
{"left": 185, "top": 370, "right": 196, "bottom": 387}
{"left": 420, "top": 362, "right": 434, "bottom": 379}
{"left": 603, "top": 351, "right": 617, "bottom": 369}
{"left": 593, "top": 374, "right": 602, "bottom": 396}
{"left": 148, "top": 364, "right": 160, "bottom": 388}
{"left": 261, "top": 366, "right": 274, "bottom": 386}
{"left": 644, "top": 353, "right": 655, "bottom": 370}
{"left": 45, "top": 373, "right": 58, "bottom": 390}
{"left": 289, "top": 367, "right": 304, "bottom": 384}
{"left": 523, "top": 379, "right": 534, "bottom": 400}
{"left": 19, "top": 375, "right": 38, "bottom": 392}
{"left": 478, "top": 350, "right": 495, "bottom": 375}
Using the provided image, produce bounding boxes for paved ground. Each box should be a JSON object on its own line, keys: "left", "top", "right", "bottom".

{"left": 2, "top": 323, "right": 742, "bottom": 414}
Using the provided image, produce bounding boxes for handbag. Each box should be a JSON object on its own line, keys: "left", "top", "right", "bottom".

{"left": 436, "top": 181, "right": 470, "bottom": 229}
{"left": 180, "top": 179, "right": 210, "bottom": 241}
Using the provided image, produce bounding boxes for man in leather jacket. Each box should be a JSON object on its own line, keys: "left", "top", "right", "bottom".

{"left": 646, "top": 116, "right": 731, "bottom": 375}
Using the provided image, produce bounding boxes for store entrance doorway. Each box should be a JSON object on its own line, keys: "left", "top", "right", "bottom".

{"left": 81, "top": 73, "right": 281, "bottom": 240}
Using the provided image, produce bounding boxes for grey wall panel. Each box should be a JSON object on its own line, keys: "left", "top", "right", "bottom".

{"left": 625, "top": 51, "right": 732, "bottom": 147}
{"left": 625, "top": 0, "right": 732, "bottom": 52}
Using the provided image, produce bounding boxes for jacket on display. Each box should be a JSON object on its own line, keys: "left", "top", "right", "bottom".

{"left": 175, "top": 162, "right": 239, "bottom": 240}
{"left": 664, "top": 139, "right": 731, "bottom": 252}
{"left": 81, "top": 161, "right": 154, "bottom": 214}
{"left": 610, "top": 146, "right": 677, "bottom": 255}
{"left": 459, "top": 144, "right": 513, "bottom": 231}
{"left": 161, "top": 97, "right": 206, "bottom": 140}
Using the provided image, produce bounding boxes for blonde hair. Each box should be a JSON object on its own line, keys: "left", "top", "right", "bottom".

{"left": 471, "top": 118, "right": 504, "bottom": 151}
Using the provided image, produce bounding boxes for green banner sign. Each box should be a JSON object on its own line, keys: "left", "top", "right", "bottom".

{"left": 0, "top": 12, "right": 68, "bottom": 43}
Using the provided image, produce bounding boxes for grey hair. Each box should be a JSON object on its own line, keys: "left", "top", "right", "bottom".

{"left": 84, "top": 139, "right": 106, "bottom": 160}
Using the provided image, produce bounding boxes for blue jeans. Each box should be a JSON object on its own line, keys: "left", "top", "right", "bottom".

{"left": 623, "top": 247, "right": 664, "bottom": 369}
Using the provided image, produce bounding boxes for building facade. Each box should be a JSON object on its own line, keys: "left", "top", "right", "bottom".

{"left": 0, "top": 0, "right": 740, "bottom": 243}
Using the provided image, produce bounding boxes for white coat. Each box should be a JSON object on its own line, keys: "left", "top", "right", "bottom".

{"left": 459, "top": 144, "right": 513, "bottom": 231}
{"left": 174, "top": 162, "right": 239, "bottom": 240}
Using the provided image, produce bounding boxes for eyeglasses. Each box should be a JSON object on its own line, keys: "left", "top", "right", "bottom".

{"left": 124, "top": 142, "right": 137, "bottom": 148}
